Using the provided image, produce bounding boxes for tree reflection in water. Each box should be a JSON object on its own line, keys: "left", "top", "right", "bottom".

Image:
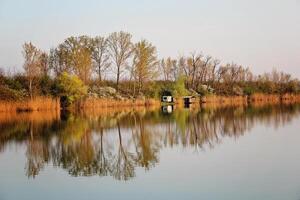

{"left": 0, "top": 104, "right": 300, "bottom": 180}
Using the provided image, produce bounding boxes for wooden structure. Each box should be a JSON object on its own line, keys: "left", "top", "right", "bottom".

{"left": 183, "top": 96, "right": 197, "bottom": 104}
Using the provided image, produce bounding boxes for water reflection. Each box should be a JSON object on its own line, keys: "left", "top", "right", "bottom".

{"left": 161, "top": 105, "right": 174, "bottom": 114}
{"left": 0, "top": 104, "right": 300, "bottom": 180}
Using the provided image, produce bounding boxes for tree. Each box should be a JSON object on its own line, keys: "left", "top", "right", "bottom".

{"left": 73, "top": 47, "right": 92, "bottom": 84}
{"left": 187, "top": 53, "right": 202, "bottom": 89}
{"left": 91, "top": 36, "right": 111, "bottom": 82}
{"left": 55, "top": 36, "right": 93, "bottom": 84}
{"left": 0, "top": 68, "right": 4, "bottom": 84}
{"left": 209, "top": 58, "right": 220, "bottom": 86}
{"left": 39, "top": 52, "right": 49, "bottom": 76}
{"left": 160, "top": 57, "right": 176, "bottom": 81}
{"left": 107, "top": 31, "right": 133, "bottom": 90}
{"left": 49, "top": 48, "right": 69, "bottom": 76}
{"left": 132, "top": 40, "right": 159, "bottom": 94}
{"left": 22, "top": 42, "right": 43, "bottom": 99}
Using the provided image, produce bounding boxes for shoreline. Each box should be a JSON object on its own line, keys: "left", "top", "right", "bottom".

{"left": 199, "top": 93, "right": 300, "bottom": 105}
{"left": 1, "top": 93, "right": 300, "bottom": 113}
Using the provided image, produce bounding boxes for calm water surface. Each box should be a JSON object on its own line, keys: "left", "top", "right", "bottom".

{"left": 1, "top": 104, "right": 300, "bottom": 200}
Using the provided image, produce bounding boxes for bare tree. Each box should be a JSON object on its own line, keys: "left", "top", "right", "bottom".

{"left": 39, "top": 52, "right": 49, "bottom": 76}
{"left": 49, "top": 48, "right": 71, "bottom": 76}
{"left": 107, "top": 31, "right": 133, "bottom": 90}
{"left": 22, "top": 42, "right": 42, "bottom": 99}
{"left": 91, "top": 36, "right": 111, "bottom": 81}
{"left": 188, "top": 53, "right": 202, "bottom": 89}
{"left": 160, "top": 57, "right": 176, "bottom": 81}
{"left": 178, "top": 56, "right": 187, "bottom": 76}
{"left": 55, "top": 36, "right": 93, "bottom": 83}
{"left": 210, "top": 59, "right": 220, "bottom": 84}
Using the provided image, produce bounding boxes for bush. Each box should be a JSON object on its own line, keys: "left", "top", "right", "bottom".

{"left": 243, "top": 86, "right": 256, "bottom": 96}
{"left": 196, "top": 84, "right": 215, "bottom": 96}
{"left": 145, "top": 82, "right": 163, "bottom": 98}
{"left": 257, "top": 81, "right": 277, "bottom": 94}
{"left": 0, "top": 85, "right": 24, "bottom": 100}
{"left": 56, "top": 72, "right": 88, "bottom": 106}
{"left": 39, "top": 75, "right": 55, "bottom": 96}
{"left": 4, "top": 75, "right": 26, "bottom": 91}
{"left": 284, "top": 81, "right": 300, "bottom": 94}
{"left": 172, "top": 76, "right": 189, "bottom": 97}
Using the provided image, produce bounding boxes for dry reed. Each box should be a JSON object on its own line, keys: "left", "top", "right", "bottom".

{"left": 201, "top": 95, "right": 248, "bottom": 105}
{"left": 0, "top": 110, "right": 60, "bottom": 124}
{"left": 78, "top": 97, "right": 161, "bottom": 109}
{"left": 0, "top": 97, "right": 60, "bottom": 112}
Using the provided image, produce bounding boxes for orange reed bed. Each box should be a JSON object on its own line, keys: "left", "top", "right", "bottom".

{"left": 250, "top": 93, "right": 300, "bottom": 104}
{"left": 0, "top": 110, "right": 60, "bottom": 124}
{"left": 281, "top": 94, "right": 300, "bottom": 103}
{"left": 249, "top": 93, "right": 281, "bottom": 103}
{"left": 78, "top": 98, "right": 161, "bottom": 109}
{"left": 200, "top": 93, "right": 300, "bottom": 108}
{"left": 201, "top": 95, "right": 248, "bottom": 105}
{"left": 0, "top": 97, "right": 60, "bottom": 112}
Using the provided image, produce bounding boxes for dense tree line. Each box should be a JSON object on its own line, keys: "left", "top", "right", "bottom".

{"left": 0, "top": 31, "right": 299, "bottom": 102}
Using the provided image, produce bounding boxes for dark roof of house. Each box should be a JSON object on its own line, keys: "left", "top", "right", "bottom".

{"left": 161, "top": 90, "right": 172, "bottom": 96}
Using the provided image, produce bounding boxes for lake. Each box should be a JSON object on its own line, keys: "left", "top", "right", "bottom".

{"left": 1, "top": 104, "right": 300, "bottom": 200}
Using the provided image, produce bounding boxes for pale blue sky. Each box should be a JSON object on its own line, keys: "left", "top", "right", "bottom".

{"left": 0, "top": 0, "right": 300, "bottom": 76}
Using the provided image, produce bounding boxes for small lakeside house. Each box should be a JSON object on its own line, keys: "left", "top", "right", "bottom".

{"left": 161, "top": 90, "right": 174, "bottom": 103}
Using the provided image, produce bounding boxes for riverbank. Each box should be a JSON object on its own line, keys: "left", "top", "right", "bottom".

{"left": 199, "top": 93, "right": 300, "bottom": 105}
{"left": 1, "top": 94, "right": 300, "bottom": 113}
{"left": 0, "top": 96, "right": 160, "bottom": 112}
{"left": 77, "top": 97, "right": 160, "bottom": 109}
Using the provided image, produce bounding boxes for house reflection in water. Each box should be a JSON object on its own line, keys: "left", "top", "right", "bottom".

{"left": 161, "top": 105, "right": 173, "bottom": 114}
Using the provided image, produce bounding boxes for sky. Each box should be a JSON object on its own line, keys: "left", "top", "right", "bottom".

{"left": 0, "top": 0, "right": 300, "bottom": 77}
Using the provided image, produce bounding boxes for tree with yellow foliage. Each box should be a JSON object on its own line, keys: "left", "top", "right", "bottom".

{"left": 132, "top": 40, "right": 159, "bottom": 95}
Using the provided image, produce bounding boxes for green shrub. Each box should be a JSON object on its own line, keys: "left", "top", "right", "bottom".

{"left": 172, "top": 76, "right": 189, "bottom": 97}
{"left": 0, "top": 85, "right": 24, "bottom": 100}
{"left": 197, "top": 84, "right": 213, "bottom": 96}
{"left": 56, "top": 72, "right": 88, "bottom": 106}
{"left": 4, "top": 75, "right": 26, "bottom": 91}
{"left": 284, "top": 81, "right": 300, "bottom": 94}
{"left": 243, "top": 86, "right": 256, "bottom": 96}
{"left": 145, "top": 82, "right": 163, "bottom": 98}
{"left": 39, "top": 75, "right": 55, "bottom": 96}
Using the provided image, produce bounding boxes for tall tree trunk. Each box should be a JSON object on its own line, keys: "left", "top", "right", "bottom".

{"left": 116, "top": 65, "right": 120, "bottom": 91}
{"left": 98, "top": 68, "right": 102, "bottom": 82}
{"left": 29, "top": 79, "right": 33, "bottom": 100}
{"left": 98, "top": 61, "right": 102, "bottom": 82}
